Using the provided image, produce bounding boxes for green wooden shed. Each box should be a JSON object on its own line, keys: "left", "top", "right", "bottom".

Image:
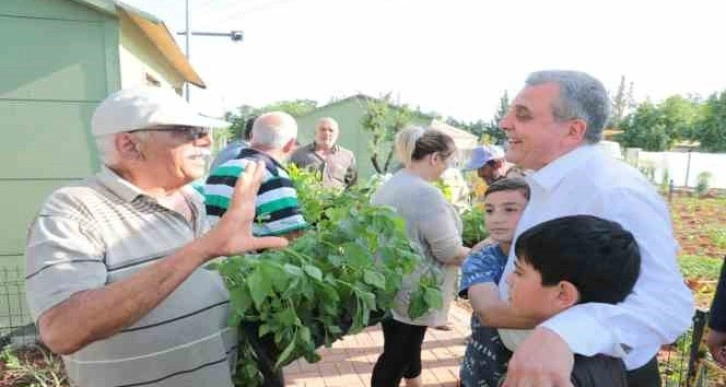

{"left": 0, "top": 0, "right": 204, "bottom": 333}
{"left": 294, "top": 95, "right": 478, "bottom": 180}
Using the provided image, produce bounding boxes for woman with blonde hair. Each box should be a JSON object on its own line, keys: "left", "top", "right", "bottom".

{"left": 371, "top": 127, "right": 470, "bottom": 387}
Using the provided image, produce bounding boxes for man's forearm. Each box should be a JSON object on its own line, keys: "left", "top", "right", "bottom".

{"left": 469, "top": 284, "right": 538, "bottom": 329}
{"left": 39, "top": 241, "right": 212, "bottom": 355}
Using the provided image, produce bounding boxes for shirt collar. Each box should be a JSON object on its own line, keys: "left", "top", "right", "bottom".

{"left": 312, "top": 142, "right": 339, "bottom": 153}
{"left": 96, "top": 165, "right": 146, "bottom": 203}
{"left": 527, "top": 145, "right": 600, "bottom": 192}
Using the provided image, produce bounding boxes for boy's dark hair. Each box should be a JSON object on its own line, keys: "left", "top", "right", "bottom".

{"left": 514, "top": 215, "right": 640, "bottom": 305}
{"left": 484, "top": 177, "right": 530, "bottom": 201}
{"left": 243, "top": 116, "right": 257, "bottom": 141}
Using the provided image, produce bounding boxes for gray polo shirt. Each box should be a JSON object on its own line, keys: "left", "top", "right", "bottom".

{"left": 25, "top": 167, "right": 236, "bottom": 387}
{"left": 290, "top": 142, "right": 357, "bottom": 189}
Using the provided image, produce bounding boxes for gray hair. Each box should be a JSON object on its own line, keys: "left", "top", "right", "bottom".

{"left": 95, "top": 134, "right": 120, "bottom": 166}
{"left": 251, "top": 111, "right": 298, "bottom": 149}
{"left": 95, "top": 131, "right": 154, "bottom": 166}
{"left": 526, "top": 70, "right": 610, "bottom": 144}
{"left": 317, "top": 117, "right": 339, "bottom": 131}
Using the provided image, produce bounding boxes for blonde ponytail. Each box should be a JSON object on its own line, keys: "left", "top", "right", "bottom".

{"left": 395, "top": 126, "right": 426, "bottom": 167}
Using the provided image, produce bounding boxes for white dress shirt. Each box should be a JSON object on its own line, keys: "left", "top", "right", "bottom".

{"left": 498, "top": 145, "right": 695, "bottom": 370}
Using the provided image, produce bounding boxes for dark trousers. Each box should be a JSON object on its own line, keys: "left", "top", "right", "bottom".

{"left": 371, "top": 319, "right": 428, "bottom": 387}
{"left": 571, "top": 354, "right": 661, "bottom": 387}
{"left": 626, "top": 356, "right": 661, "bottom": 387}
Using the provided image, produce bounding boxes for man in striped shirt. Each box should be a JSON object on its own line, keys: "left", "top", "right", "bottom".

{"left": 204, "top": 111, "right": 308, "bottom": 387}
{"left": 205, "top": 112, "right": 308, "bottom": 239}
{"left": 25, "top": 87, "right": 288, "bottom": 387}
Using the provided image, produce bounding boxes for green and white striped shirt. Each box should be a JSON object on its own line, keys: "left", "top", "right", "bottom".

{"left": 204, "top": 148, "right": 307, "bottom": 236}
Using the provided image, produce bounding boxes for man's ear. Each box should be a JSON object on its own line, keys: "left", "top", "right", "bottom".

{"left": 556, "top": 281, "right": 580, "bottom": 309}
{"left": 116, "top": 133, "right": 144, "bottom": 160}
{"left": 282, "top": 138, "right": 297, "bottom": 153}
{"left": 567, "top": 119, "right": 588, "bottom": 143}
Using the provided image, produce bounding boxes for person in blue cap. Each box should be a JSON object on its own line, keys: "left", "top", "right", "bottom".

{"left": 462, "top": 144, "right": 519, "bottom": 184}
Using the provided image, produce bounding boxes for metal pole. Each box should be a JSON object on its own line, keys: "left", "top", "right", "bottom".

{"left": 185, "top": 0, "right": 191, "bottom": 101}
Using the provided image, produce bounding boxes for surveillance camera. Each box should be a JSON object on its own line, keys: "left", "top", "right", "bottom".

{"left": 230, "top": 31, "right": 243, "bottom": 42}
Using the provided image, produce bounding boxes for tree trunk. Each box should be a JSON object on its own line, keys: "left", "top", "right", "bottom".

{"left": 383, "top": 148, "right": 395, "bottom": 174}
{"left": 371, "top": 154, "right": 382, "bottom": 174}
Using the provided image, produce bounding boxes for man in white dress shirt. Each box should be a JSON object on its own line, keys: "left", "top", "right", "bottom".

{"left": 497, "top": 70, "right": 694, "bottom": 387}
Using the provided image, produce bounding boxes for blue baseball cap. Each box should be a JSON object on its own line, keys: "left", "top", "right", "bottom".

{"left": 462, "top": 145, "right": 505, "bottom": 171}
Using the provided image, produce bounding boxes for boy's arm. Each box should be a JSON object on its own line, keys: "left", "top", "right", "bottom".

{"left": 468, "top": 283, "right": 539, "bottom": 329}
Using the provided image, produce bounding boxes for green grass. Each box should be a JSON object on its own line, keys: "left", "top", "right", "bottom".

{"left": 678, "top": 255, "right": 723, "bottom": 281}
{"left": 709, "top": 227, "right": 726, "bottom": 249}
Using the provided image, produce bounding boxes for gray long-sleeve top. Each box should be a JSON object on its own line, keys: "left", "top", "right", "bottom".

{"left": 372, "top": 169, "right": 463, "bottom": 326}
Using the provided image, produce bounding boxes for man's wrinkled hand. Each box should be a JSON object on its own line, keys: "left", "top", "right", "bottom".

{"left": 502, "top": 327, "right": 574, "bottom": 387}
{"left": 201, "top": 161, "right": 288, "bottom": 257}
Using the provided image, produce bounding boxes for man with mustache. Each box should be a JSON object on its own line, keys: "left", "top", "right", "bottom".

{"left": 25, "top": 87, "right": 288, "bottom": 387}
{"left": 290, "top": 116, "right": 357, "bottom": 190}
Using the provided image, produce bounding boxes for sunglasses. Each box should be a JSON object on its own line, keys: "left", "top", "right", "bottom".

{"left": 130, "top": 126, "right": 210, "bottom": 142}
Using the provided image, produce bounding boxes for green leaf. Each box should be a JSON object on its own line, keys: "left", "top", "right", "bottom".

{"left": 424, "top": 288, "right": 444, "bottom": 310}
{"left": 274, "top": 334, "right": 297, "bottom": 369}
{"left": 299, "top": 326, "right": 312, "bottom": 343}
{"left": 363, "top": 270, "right": 386, "bottom": 290}
{"left": 342, "top": 242, "right": 372, "bottom": 268}
{"left": 327, "top": 254, "right": 343, "bottom": 267}
{"left": 283, "top": 264, "right": 303, "bottom": 277}
{"left": 408, "top": 290, "right": 428, "bottom": 319}
{"left": 303, "top": 265, "right": 323, "bottom": 281}
{"left": 275, "top": 308, "right": 297, "bottom": 326}
{"left": 247, "top": 269, "right": 272, "bottom": 310}
{"left": 258, "top": 323, "right": 272, "bottom": 337}
{"left": 229, "top": 286, "right": 252, "bottom": 314}
{"left": 360, "top": 291, "right": 377, "bottom": 311}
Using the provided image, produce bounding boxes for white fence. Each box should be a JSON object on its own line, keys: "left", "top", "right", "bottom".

{"left": 626, "top": 148, "right": 726, "bottom": 189}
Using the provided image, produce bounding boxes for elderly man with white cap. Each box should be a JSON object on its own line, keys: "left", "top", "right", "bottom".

{"left": 462, "top": 144, "right": 520, "bottom": 185}
{"left": 25, "top": 87, "right": 287, "bottom": 387}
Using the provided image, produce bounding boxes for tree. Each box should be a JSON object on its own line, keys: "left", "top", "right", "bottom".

{"left": 617, "top": 101, "right": 671, "bottom": 151}
{"left": 225, "top": 99, "right": 319, "bottom": 139}
{"left": 609, "top": 75, "right": 636, "bottom": 128}
{"left": 445, "top": 117, "right": 485, "bottom": 138}
{"left": 360, "top": 94, "right": 414, "bottom": 174}
{"left": 694, "top": 91, "right": 726, "bottom": 152}
{"left": 480, "top": 91, "right": 510, "bottom": 145}
{"left": 225, "top": 104, "right": 259, "bottom": 140}
{"left": 659, "top": 95, "right": 701, "bottom": 141}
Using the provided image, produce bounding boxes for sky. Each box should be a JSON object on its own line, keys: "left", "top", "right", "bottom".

{"left": 123, "top": 0, "right": 726, "bottom": 122}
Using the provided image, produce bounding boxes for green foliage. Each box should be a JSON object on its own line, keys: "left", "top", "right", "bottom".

{"left": 433, "top": 179, "right": 453, "bottom": 202}
{"left": 709, "top": 227, "right": 726, "bottom": 249}
{"left": 695, "top": 172, "right": 713, "bottom": 196}
{"left": 215, "top": 167, "right": 442, "bottom": 386}
{"left": 360, "top": 94, "right": 414, "bottom": 174}
{"left": 694, "top": 91, "right": 726, "bottom": 152}
{"left": 481, "top": 91, "right": 510, "bottom": 145}
{"left": 460, "top": 206, "right": 489, "bottom": 247}
{"left": 225, "top": 100, "right": 319, "bottom": 140}
{"left": 618, "top": 101, "right": 672, "bottom": 151}
{"left": 617, "top": 96, "right": 702, "bottom": 151}
{"left": 678, "top": 255, "right": 722, "bottom": 281}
